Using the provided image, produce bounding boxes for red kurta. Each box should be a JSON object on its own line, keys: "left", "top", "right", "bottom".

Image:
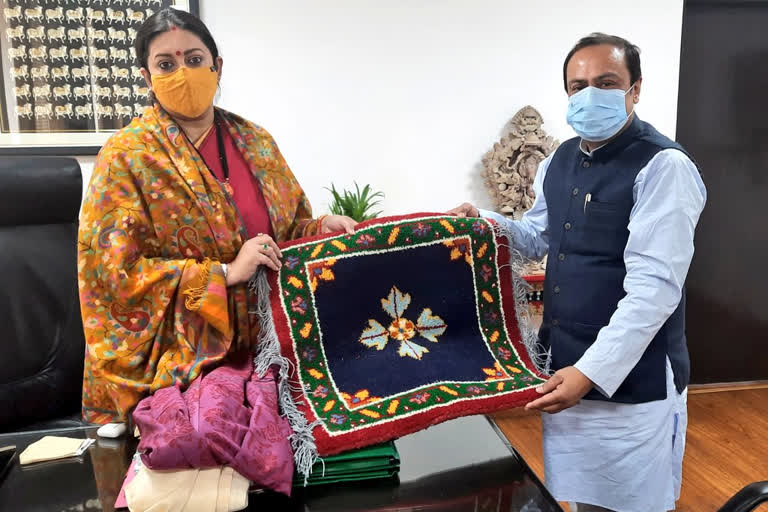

{"left": 197, "top": 123, "right": 274, "bottom": 238}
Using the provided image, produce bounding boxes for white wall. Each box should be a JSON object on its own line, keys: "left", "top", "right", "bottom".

{"left": 77, "top": 156, "right": 96, "bottom": 199}
{"left": 198, "top": 0, "right": 684, "bottom": 216}
{"left": 79, "top": 1, "right": 684, "bottom": 213}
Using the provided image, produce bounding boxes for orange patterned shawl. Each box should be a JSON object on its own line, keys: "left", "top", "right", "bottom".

{"left": 79, "top": 104, "right": 322, "bottom": 424}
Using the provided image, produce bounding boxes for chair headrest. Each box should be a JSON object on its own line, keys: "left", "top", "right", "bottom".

{"left": 0, "top": 157, "right": 82, "bottom": 226}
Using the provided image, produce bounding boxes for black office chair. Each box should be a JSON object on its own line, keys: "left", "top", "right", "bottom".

{"left": 719, "top": 482, "right": 768, "bottom": 512}
{"left": 0, "top": 157, "right": 86, "bottom": 432}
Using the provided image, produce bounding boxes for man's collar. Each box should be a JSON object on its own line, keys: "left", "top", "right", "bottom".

{"left": 578, "top": 114, "right": 641, "bottom": 158}
{"left": 579, "top": 140, "right": 607, "bottom": 156}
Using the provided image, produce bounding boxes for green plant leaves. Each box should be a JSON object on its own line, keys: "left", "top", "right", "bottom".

{"left": 326, "top": 182, "right": 384, "bottom": 222}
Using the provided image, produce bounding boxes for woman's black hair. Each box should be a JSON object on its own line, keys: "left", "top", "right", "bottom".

{"left": 135, "top": 8, "right": 219, "bottom": 70}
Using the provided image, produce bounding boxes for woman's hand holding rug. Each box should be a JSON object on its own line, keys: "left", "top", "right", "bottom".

{"left": 321, "top": 215, "right": 358, "bottom": 234}
{"left": 226, "top": 234, "right": 283, "bottom": 286}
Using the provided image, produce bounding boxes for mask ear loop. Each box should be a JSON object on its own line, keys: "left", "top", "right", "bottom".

{"left": 211, "top": 64, "right": 222, "bottom": 103}
{"left": 146, "top": 72, "right": 156, "bottom": 105}
{"left": 625, "top": 83, "right": 638, "bottom": 117}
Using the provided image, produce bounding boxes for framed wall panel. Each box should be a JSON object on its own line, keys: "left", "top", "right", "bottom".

{"left": 0, "top": 0, "right": 198, "bottom": 155}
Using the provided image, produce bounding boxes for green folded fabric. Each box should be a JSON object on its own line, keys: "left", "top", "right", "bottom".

{"left": 308, "top": 462, "right": 399, "bottom": 478}
{"left": 319, "top": 442, "right": 398, "bottom": 462}
{"left": 301, "top": 468, "right": 399, "bottom": 487}
{"left": 294, "top": 442, "right": 400, "bottom": 487}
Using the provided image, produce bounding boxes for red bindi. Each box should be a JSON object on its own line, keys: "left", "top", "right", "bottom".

{"left": 176, "top": 51, "right": 181, "bottom": 56}
{"left": 171, "top": 26, "right": 177, "bottom": 31}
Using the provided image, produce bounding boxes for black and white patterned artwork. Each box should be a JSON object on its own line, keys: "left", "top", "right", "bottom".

{"left": 0, "top": 0, "right": 193, "bottom": 141}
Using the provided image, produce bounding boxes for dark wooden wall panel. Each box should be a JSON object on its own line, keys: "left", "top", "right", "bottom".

{"left": 677, "top": 0, "right": 768, "bottom": 383}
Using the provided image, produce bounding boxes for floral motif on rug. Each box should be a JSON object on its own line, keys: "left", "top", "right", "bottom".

{"left": 269, "top": 213, "right": 546, "bottom": 456}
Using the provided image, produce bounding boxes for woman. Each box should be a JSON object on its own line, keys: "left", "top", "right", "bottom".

{"left": 79, "top": 8, "right": 356, "bottom": 424}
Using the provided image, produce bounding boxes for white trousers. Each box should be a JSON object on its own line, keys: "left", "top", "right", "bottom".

{"left": 543, "top": 359, "right": 687, "bottom": 512}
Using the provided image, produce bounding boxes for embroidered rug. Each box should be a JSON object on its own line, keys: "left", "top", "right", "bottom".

{"left": 252, "top": 213, "right": 547, "bottom": 476}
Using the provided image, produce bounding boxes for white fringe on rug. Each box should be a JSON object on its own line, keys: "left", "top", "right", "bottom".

{"left": 249, "top": 269, "right": 320, "bottom": 482}
{"left": 491, "top": 221, "right": 552, "bottom": 376}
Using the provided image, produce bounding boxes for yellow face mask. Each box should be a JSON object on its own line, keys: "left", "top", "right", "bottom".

{"left": 151, "top": 66, "right": 219, "bottom": 118}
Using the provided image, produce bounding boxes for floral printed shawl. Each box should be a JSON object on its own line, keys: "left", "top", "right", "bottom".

{"left": 79, "top": 104, "right": 322, "bottom": 424}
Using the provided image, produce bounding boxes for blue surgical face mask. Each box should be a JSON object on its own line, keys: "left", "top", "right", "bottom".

{"left": 566, "top": 84, "right": 635, "bottom": 142}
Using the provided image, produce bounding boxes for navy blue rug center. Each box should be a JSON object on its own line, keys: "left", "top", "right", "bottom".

{"left": 312, "top": 241, "right": 499, "bottom": 399}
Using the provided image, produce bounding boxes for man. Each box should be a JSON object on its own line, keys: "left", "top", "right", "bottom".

{"left": 450, "top": 33, "right": 706, "bottom": 512}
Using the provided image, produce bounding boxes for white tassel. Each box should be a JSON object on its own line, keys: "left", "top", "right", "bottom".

{"left": 491, "top": 222, "right": 552, "bottom": 376}
{"left": 249, "top": 269, "right": 321, "bottom": 483}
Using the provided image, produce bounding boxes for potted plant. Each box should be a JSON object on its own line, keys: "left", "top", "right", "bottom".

{"left": 326, "top": 182, "right": 384, "bottom": 222}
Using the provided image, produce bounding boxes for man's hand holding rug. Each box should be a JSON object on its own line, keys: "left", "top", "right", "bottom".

{"left": 525, "top": 366, "right": 594, "bottom": 414}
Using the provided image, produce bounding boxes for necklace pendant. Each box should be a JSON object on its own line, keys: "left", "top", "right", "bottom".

{"left": 223, "top": 180, "right": 234, "bottom": 197}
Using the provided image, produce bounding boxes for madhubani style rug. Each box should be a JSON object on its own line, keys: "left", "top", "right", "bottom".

{"left": 250, "top": 213, "right": 547, "bottom": 476}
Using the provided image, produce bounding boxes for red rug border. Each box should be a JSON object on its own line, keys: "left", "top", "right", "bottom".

{"left": 495, "top": 241, "right": 547, "bottom": 380}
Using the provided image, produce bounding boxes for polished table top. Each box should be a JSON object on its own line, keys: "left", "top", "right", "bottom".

{"left": 0, "top": 415, "right": 562, "bottom": 511}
